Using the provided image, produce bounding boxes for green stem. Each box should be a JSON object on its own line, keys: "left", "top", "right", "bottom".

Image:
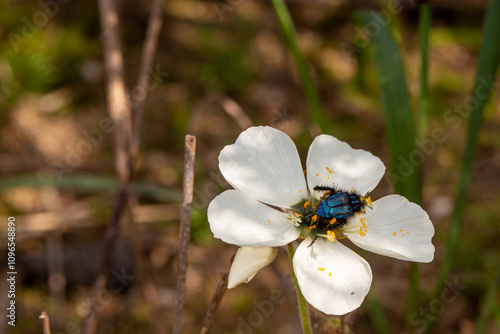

{"left": 270, "top": 0, "right": 331, "bottom": 134}
{"left": 287, "top": 243, "right": 312, "bottom": 334}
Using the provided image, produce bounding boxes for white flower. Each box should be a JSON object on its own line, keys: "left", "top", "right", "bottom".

{"left": 208, "top": 126, "right": 435, "bottom": 315}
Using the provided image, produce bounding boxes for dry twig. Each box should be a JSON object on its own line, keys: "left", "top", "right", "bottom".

{"left": 200, "top": 253, "right": 235, "bottom": 334}
{"left": 173, "top": 135, "right": 197, "bottom": 334}
{"left": 124, "top": 202, "right": 168, "bottom": 334}
{"left": 39, "top": 312, "right": 52, "bottom": 334}
{"left": 130, "top": 0, "right": 165, "bottom": 161}
{"left": 82, "top": 0, "right": 132, "bottom": 332}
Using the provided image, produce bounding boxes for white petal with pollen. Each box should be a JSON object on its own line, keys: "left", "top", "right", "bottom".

{"left": 208, "top": 190, "right": 300, "bottom": 247}
{"left": 219, "top": 126, "right": 307, "bottom": 209}
{"left": 293, "top": 237, "right": 373, "bottom": 315}
{"left": 345, "top": 195, "right": 435, "bottom": 262}
{"left": 228, "top": 247, "right": 277, "bottom": 289}
{"left": 306, "top": 135, "right": 385, "bottom": 197}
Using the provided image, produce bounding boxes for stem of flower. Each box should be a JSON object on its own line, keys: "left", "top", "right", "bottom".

{"left": 287, "top": 243, "right": 312, "bottom": 334}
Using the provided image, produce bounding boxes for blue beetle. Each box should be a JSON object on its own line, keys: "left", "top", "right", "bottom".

{"left": 312, "top": 186, "right": 371, "bottom": 232}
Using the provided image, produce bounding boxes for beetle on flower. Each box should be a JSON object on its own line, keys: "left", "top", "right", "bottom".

{"left": 208, "top": 126, "right": 435, "bottom": 315}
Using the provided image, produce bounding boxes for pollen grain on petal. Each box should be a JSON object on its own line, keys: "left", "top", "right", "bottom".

{"left": 325, "top": 167, "right": 334, "bottom": 174}
{"left": 315, "top": 173, "right": 319, "bottom": 176}
{"left": 359, "top": 217, "right": 369, "bottom": 237}
{"left": 304, "top": 201, "right": 311, "bottom": 209}
{"left": 267, "top": 219, "right": 271, "bottom": 223}
{"left": 393, "top": 231, "right": 396, "bottom": 236}
{"left": 318, "top": 267, "right": 326, "bottom": 271}
{"left": 329, "top": 272, "right": 332, "bottom": 277}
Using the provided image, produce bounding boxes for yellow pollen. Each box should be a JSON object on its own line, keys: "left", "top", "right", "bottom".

{"left": 303, "top": 169, "right": 307, "bottom": 175}
{"left": 325, "top": 167, "right": 333, "bottom": 174}
{"left": 329, "top": 273, "right": 332, "bottom": 277}
{"left": 327, "top": 230, "right": 336, "bottom": 242}
{"left": 393, "top": 232, "right": 396, "bottom": 236}
{"left": 267, "top": 219, "right": 271, "bottom": 223}
{"left": 315, "top": 173, "right": 319, "bottom": 176}
{"left": 329, "top": 218, "right": 337, "bottom": 225}
{"left": 309, "top": 225, "right": 316, "bottom": 230}
{"left": 361, "top": 196, "right": 372, "bottom": 206}
{"left": 304, "top": 201, "right": 311, "bottom": 209}
{"left": 359, "top": 218, "right": 369, "bottom": 237}
{"left": 312, "top": 215, "right": 318, "bottom": 222}
{"left": 318, "top": 267, "right": 325, "bottom": 271}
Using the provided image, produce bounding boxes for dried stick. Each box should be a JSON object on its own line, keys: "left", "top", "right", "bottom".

{"left": 173, "top": 135, "right": 196, "bottom": 334}
{"left": 200, "top": 253, "right": 235, "bottom": 334}
{"left": 130, "top": 0, "right": 164, "bottom": 161}
{"left": 82, "top": 0, "right": 132, "bottom": 332}
{"left": 98, "top": 0, "right": 132, "bottom": 184}
{"left": 39, "top": 312, "right": 52, "bottom": 334}
{"left": 82, "top": 188, "right": 129, "bottom": 334}
{"left": 125, "top": 0, "right": 167, "bottom": 332}
{"left": 124, "top": 200, "right": 167, "bottom": 334}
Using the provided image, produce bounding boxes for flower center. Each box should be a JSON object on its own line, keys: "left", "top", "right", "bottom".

{"left": 292, "top": 186, "right": 371, "bottom": 241}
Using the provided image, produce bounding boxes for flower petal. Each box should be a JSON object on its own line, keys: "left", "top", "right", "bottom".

{"left": 293, "top": 237, "right": 373, "bottom": 315}
{"left": 219, "top": 126, "right": 307, "bottom": 208}
{"left": 228, "top": 247, "right": 277, "bottom": 289}
{"left": 207, "top": 190, "right": 300, "bottom": 247}
{"left": 306, "top": 135, "right": 385, "bottom": 197}
{"left": 345, "top": 195, "right": 435, "bottom": 262}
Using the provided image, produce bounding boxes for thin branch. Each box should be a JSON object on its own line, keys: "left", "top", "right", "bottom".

{"left": 200, "top": 253, "right": 235, "bottom": 334}
{"left": 124, "top": 201, "right": 168, "bottom": 334}
{"left": 82, "top": 187, "right": 129, "bottom": 334}
{"left": 82, "top": 1, "right": 132, "bottom": 332}
{"left": 39, "top": 312, "right": 52, "bottom": 334}
{"left": 98, "top": 0, "right": 133, "bottom": 183}
{"left": 130, "top": 0, "right": 165, "bottom": 161}
{"left": 173, "top": 135, "right": 197, "bottom": 334}
{"left": 189, "top": 93, "right": 253, "bottom": 134}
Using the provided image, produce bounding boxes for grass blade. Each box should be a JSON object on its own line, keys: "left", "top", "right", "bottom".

{"left": 354, "top": 9, "right": 422, "bottom": 329}
{"left": 270, "top": 0, "right": 331, "bottom": 134}
{"left": 354, "top": 10, "right": 420, "bottom": 204}
{"left": 475, "top": 265, "right": 500, "bottom": 334}
{"left": 417, "top": 2, "right": 431, "bottom": 142}
{"left": 0, "top": 174, "right": 182, "bottom": 203}
{"left": 436, "top": 0, "right": 500, "bottom": 294}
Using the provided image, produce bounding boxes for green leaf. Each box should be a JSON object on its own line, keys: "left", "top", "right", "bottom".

{"left": 354, "top": 10, "right": 420, "bottom": 204}
{"left": 0, "top": 173, "right": 181, "bottom": 203}
{"left": 437, "top": 0, "right": 500, "bottom": 297}
{"left": 270, "top": 0, "right": 331, "bottom": 134}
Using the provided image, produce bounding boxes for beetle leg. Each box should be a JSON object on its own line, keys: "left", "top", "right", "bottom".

{"left": 307, "top": 235, "right": 318, "bottom": 247}
{"left": 313, "top": 185, "right": 337, "bottom": 192}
